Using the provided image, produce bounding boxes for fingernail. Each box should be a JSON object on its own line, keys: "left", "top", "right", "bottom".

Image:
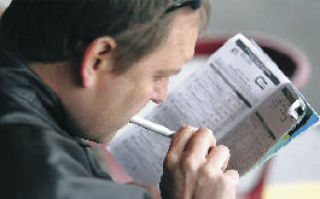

{"left": 182, "top": 125, "right": 192, "bottom": 129}
{"left": 181, "top": 125, "right": 198, "bottom": 132}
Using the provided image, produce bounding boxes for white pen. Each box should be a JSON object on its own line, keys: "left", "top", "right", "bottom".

{"left": 129, "top": 116, "right": 175, "bottom": 138}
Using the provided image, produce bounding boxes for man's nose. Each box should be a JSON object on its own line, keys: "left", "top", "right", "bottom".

{"left": 151, "top": 79, "right": 169, "bottom": 104}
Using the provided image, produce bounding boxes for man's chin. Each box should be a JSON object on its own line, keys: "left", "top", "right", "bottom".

{"left": 98, "top": 124, "right": 129, "bottom": 143}
{"left": 83, "top": 131, "right": 117, "bottom": 144}
{"left": 90, "top": 120, "right": 131, "bottom": 143}
{"left": 101, "top": 130, "right": 119, "bottom": 143}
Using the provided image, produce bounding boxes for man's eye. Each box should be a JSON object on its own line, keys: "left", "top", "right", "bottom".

{"left": 153, "top": 76, "right": 164, "bottom": 81}
{"left": 153, "top": 74, "right": 172, "bottom": 82}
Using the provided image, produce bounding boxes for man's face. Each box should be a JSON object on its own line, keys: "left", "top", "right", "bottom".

{"left": 85, "top": 9, "right": 200, "bottom": 142}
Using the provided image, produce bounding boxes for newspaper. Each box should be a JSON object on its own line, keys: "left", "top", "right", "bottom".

{"left": 107, "top": 34, "right": 319, "bottom": 185}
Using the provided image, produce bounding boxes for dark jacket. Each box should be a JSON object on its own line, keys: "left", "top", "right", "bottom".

{"left": 0, "top": 50, "right": 152, "bottom": 199}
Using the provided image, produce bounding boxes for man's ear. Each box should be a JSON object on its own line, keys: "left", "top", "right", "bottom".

{"left": 80, "top": 36, "right": 116, "bottom": 88}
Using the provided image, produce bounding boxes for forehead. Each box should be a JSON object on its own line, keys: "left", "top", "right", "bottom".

{"left": 123, "top": 9, "right": 200, "bottom": 76}
{"left": 165, "top": 9, "right": 200, "bottom": 59}
{"left": 144, "top": 9, "right": 200, "bottom": 73}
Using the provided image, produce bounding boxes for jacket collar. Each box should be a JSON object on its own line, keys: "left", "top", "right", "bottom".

{"left": 0, "top": 50, "right": 83, "bottom": 140}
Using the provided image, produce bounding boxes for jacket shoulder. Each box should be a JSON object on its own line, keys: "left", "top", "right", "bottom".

{"left": 1, "top": 123, "right": 152, "bottom": 199}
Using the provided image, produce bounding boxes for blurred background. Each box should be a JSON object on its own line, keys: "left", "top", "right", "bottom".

{"left": 1, "top": 0, "right": 319, "bottom": 198}
{"left": 208, "top": 0, "right": 320, "bottom": 113}
{"left": 208, "top": 0, "right": 320, "bottom": 198}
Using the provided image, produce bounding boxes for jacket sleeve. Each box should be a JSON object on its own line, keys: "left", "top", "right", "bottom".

{"left": 1, "top": 123, "right": 152, "bottom": 199}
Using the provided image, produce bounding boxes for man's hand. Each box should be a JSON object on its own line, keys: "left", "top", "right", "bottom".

{"left": 160, "top": 126, "right": 239, "bottom": 199}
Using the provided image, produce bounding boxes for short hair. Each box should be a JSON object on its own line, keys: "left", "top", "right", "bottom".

{"left": 0, "top": 0, "right": 210, "bottom": 73}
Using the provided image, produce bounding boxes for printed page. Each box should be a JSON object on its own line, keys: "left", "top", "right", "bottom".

{"left": 221, "top": 84, "right": 301, "bottom": 175}
{"left": 145, "top": 34, "right": 291, "bottom": 140}
{"left": 107, "top": 34, "right": 314, "bottom": 185}
{"left": 108, "top": 123, "right": 171, "bottom": 185}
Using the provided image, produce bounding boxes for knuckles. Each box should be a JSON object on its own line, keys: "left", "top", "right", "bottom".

{"left": 220, "top": 175, "right": 233, "bottom": 188}
{"left": 198, "top": 167, "right": 236, "bottom": 189}
{"left": 196, "top": 128, "right": 216, "bottom": 145}
{"left": 181, "top": 154, "right": 203, "bottom": 174}
{"left": 199, "top": 165, "right": 221, "bottom": 180}
{"left": 198, "top": 160, "right": 232, "bottom": 180}
{"left": 182, "top": 155, "right": 199, "bottom": 173}
{"left": 164, "top": 152, "right": 179, "bottom": 170}
{"left": 215, "top": 145, "right": 230, "bottom": 157}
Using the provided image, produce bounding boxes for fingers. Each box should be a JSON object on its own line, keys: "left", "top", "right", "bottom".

{"left": 206, "top": 145, "right": 230, "bottom": 171}
{"left": 166, "top": 127, "right": 217, "bottom": 170}
{"left": 162, "top": 126, "right": 239, "bottom": 199}
{"left": 166, "top": 126, "right": 196, "bottom": 166}
{"left": 205, "top": 145, "right": 239, "bottom": 185}
{"left": 224, "top": 170, "right": 239, "bottom": 186}
{"left": 184, "top": 128, "right": 216, "bottom": 161}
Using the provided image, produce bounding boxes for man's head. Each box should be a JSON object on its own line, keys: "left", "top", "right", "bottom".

{"left": 0, "top": 0, "right": 210, "bottom": 72}
{"left": 0, "top": 0, "right": 210, "bottom": 142}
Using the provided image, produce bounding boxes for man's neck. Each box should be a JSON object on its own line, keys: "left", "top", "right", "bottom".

{"left": 28, "top": 61, "right": 78, "bottom": 97}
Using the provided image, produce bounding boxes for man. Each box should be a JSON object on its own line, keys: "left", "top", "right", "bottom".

{"left": 0, "top": 0, "right": 239, "bottom": 198}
